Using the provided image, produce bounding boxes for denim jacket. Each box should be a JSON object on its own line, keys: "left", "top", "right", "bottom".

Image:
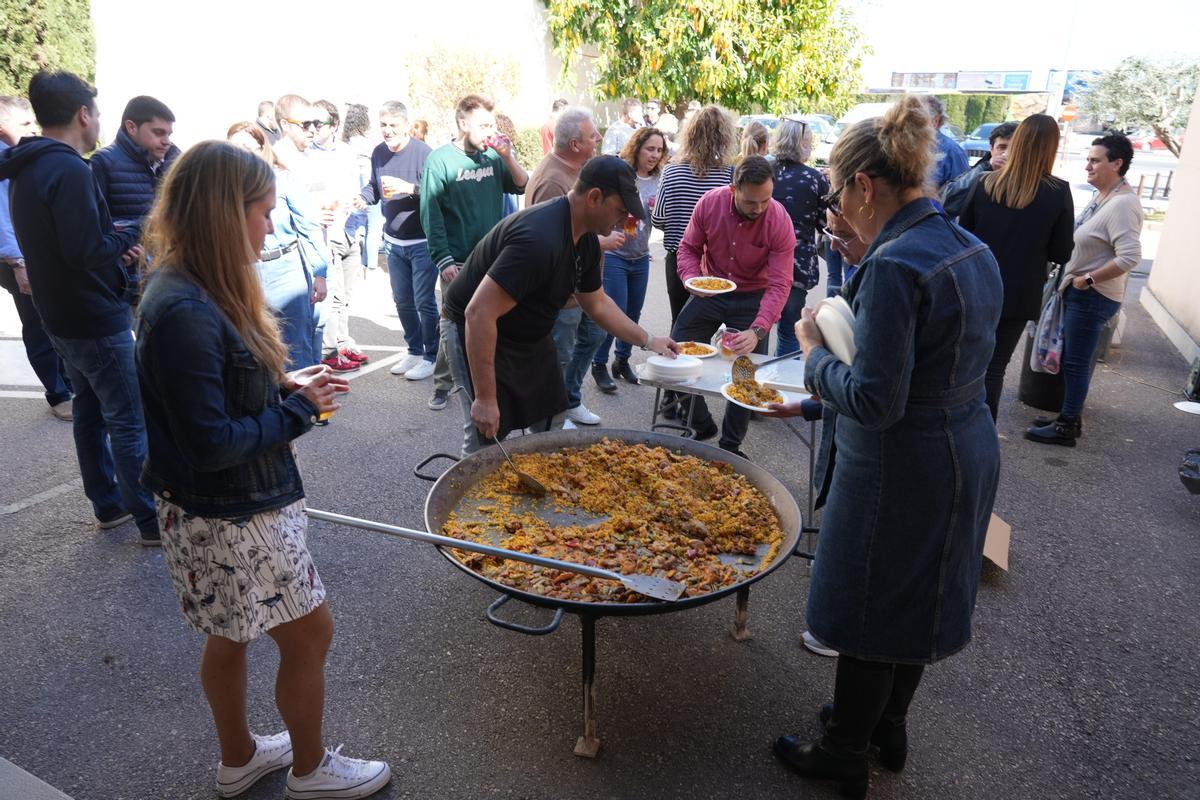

{"left": 135, "top": 270, "right": 318, "bottom": 517}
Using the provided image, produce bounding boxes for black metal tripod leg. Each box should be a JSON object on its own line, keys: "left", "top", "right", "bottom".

{"left": 574, "top": 615, "right": 601, "bottom": 757}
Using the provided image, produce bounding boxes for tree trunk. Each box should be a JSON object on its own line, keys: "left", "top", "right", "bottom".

{"left": 1151, "top": 123, "right": 1182, "bottom": 158}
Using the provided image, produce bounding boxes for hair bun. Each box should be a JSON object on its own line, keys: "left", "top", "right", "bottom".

{"left": 876, "top": 96, "right": 934, "bottom": 188}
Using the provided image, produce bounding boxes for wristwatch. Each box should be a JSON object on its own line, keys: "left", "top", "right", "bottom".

{"left": 1084, "top": 273, "right": 1095, "bottom": 287}
{"left": 751, "top": 325, "right": 767, "bottom": 341}
{"left": 639, "top": 330, "right": 654, "bottom": 351}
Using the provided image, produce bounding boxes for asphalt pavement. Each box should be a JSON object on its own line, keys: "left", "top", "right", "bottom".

{"left": 1, "top": 249, "right": 1197, "bottom": 800}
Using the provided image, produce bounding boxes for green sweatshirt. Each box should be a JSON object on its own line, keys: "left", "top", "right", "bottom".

{"left": 419, "top": 143, "right": 523, "bottom": 272}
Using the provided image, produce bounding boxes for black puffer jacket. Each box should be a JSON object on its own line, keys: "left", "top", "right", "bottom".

{"left": 90, "top": 127, "right": 180, "bottom": 222}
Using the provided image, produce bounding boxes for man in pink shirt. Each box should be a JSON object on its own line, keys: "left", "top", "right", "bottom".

{"left": 673, "top": 156, "right": 795, "bottom": 458}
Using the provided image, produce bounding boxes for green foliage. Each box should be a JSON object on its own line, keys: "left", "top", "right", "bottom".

{"left": 963, "top": 96, "right": 986, "bottom": 132}
{"left": 942, "top": 95, "right": 967, "bottom": 129}
{"left": 407, "top": 44, "right": 523, "bottom": 139}
{"left": 0, "top": 0, "right": 96, "bottom": 96}
{"left": 1082, "top": 56, "right": 1198, "bottom": 157}
{"left": 984, "top": 95, "right": 1010, "bottom": 125}
{"left": 542, "top": 0, "right": 867, "bottom": 117}
{"left": 514, "top": 128, "right": 543, "bottom": 172}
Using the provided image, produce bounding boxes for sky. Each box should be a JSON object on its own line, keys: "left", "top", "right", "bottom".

{"left": 852, "top": 0, "right": 1199, "bottom": 89}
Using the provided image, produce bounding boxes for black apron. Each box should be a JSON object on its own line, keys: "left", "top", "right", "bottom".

{"left": 458, "top": 322, "right": 568, "bottom": 440}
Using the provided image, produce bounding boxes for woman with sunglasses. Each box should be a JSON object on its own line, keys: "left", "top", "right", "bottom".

{"left": 768, "top": 116, "right": 829, "bottom": 357}
{"left": 766, "top": 96, "right": 1003, "bottom": 798}
{"left": 228, "top": 122, "right": 330, "bottom": 368}
{"left": 136, "top": 141, "right": 389, "bottom": 799}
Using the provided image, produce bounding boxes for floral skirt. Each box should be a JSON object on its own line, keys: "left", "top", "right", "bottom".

{"left": 158, "top": 498, "right": 326, "bottom": 643}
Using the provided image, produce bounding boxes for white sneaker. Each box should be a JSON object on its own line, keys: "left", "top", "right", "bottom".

{"left": 285, "top": 745, "right": 390, "bottom": 799}
{"left": 390, "top": 354, "right": 423, "bottom": 375}
{"left": 566, "top": 403, "right": 601, "bottom": 425}
{"left": 216, "top": 730, "right": 293, "bottom": 798}
{"left": 802, "top": 630, "right": 838, "bottom": 658}
{"left": 404, "top": 359, "right": 435, "bottom": 381}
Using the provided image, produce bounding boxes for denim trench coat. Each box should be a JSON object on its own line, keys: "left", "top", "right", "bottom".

{"left": 804, "top": 198, "right": 1002, "bottom": 664}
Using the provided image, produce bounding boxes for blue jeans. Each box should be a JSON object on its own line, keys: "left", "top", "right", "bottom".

{"left": 594, "top": 253, "right": 650, "bottom": 363}
{"left": 385, "top": 240, "right": 439, "bottom": 361}
{"left": 256, "top": 253, "right": 316, "bottom": 368}
{"left": 553, "top": 306, "right": 606, "bottom": 409}
{"left": 48, "top": 330, "right": 157, "bottom": 535}
{"left": 0, "top": 264, "right": 72, "bottom": 405}
{"left": 774, "top": 285, "right": 808, "bottom": 357}
{"left": 1060, "top": 286, "right": 1121, "bottom": 418}
{"left": 823, "top": 241, "right": 843, "bottom": 298}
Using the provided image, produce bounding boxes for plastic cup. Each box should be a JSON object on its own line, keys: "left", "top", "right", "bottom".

{"left": 720, "top": 329, "right": 741, "bottom": 359}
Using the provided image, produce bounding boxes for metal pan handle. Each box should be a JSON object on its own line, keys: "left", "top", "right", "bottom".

{"left": 413, "top": 452, "right": 459, "bottom": 482}
{"left": 485, "top": 594, "right": 565, "bottom": 636}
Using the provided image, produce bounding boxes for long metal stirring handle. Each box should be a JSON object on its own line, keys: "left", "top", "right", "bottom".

{"left": 306, "top": 508, "right": 620, "bottom": 582}
{"left": 757, "top": 349, "right": 803, "bottom": 367}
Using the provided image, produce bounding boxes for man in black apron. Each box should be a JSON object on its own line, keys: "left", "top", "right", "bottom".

{"left": 440, "top": 156, "right": 678, "bottom": 455}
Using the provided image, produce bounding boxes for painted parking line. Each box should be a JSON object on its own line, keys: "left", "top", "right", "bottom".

{"left": 0, "top": 389, "right": 45, "bottom": 399}
{"left": 0, "top": 478, "right": 82, "bottom": 516}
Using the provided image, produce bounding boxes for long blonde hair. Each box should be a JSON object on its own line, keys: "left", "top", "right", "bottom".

{"left": 142, "top": 141, "right": 289, "bottom": 381}
{"left": 674, "top": 104, "right": 736, "bottom": 177}
{"left": 983, "top": 114, "right": 1059, "bottom": 210}
{"left": 738, "top": 121, "right": 769, "bottom": 161}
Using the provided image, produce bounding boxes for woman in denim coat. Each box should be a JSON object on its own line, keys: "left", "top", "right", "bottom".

{"left": 768, "top": 97, "right": 1002, "bottom": 798}
{"left": 136, "top": 142, "right": 390, "bottom": 799}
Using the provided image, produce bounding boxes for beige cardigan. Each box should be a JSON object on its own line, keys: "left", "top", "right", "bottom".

{"left": 1059, "top": 186, "right": 1143, "bottom": 304}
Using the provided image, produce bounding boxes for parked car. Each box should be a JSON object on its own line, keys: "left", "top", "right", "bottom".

{"left": 941, "top": 123, "right": 965, "bottom": 142}
{"left": 813, "top": 102, "right": 896, "bottom": 164}
{"left": 1126, "top": 129, "right": 1172, "bottom": 151}
{"left": 961, "top": 122, "right": 1006, "bottom": 162}
{"left": 737, "top": 114, "right": 779, "bottom": 130}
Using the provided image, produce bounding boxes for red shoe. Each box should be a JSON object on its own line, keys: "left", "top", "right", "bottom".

{"left": 340, "top": 348, "right": 369, "bottom": 364}
{"left": 322, "top": 353, "right": 361, "bottom": 372}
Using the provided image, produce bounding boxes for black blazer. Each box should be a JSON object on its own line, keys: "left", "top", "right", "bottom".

{"left": 959, "top": 175, "right": 1075, "bottom": 320}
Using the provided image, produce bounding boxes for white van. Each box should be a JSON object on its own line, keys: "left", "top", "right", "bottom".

{"left": 813, "top": 102, "right": 896, "bottom": 164}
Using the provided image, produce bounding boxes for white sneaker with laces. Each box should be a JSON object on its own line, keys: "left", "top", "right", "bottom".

{"left": 390, "top": 354, "right": 423, "bottom": 375}
{"left": 285, "top": 745, "right": 390, "bottom": 799}
{"left": 216, "top": 730, "right": 293, "bottom": 798}
{"left": 565, "top": 403, "right": 601, "bottom": 425}
{"left": 801, "top": 630, "right": 838, "bottom": 658}
{"left": 404, "top": 359, "right": 435, "bottom": 381}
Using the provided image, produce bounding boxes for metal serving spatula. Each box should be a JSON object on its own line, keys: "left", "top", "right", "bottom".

{"left": 731, "top": 350, "right": 803, "bottom": 384}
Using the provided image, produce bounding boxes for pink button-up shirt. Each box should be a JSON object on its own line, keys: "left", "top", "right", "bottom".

{"left": 676, "top": 186, "right": 796, "bottom": 332}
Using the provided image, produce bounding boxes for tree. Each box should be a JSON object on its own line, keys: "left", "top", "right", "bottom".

{"left": 541, "top": 0, "right": 866, "bottom": 117}
{"left": 406, "top": 44, "right": 523, "bottom": 142}
{"left": 1082, "top": 57, "right": 1198, "bottom": 158}
{"left": 0, "top": 0, "right": 96, "bottom": 97}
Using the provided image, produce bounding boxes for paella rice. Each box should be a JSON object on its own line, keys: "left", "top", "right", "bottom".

{"left": 441, "top": 439, "right": 783, "bottom": 603}
{"left": 726, "top": 379, "right": 784, "bottom": 409}
{"left": 687, "top": 277, "right": 735, "bottom": 291}
{"left": 677, "top": 342, "right": 717, "bottom": 357}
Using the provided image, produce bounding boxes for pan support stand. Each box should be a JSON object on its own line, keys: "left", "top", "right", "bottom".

{"left": 574, "top": 614, "right": 601, "bottom": 757}
{"left": 732, "top": 585, "right": 752, "bottom": 641}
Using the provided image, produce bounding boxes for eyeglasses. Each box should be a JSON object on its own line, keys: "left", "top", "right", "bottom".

{"left": 820, "top": 185, "right": 844, "bottom": 216}
{"left": 821, "top": 226, "right": 854, "bottom": 247}
{"left": 285, "top": 118, "right": 330, "bottom": 131}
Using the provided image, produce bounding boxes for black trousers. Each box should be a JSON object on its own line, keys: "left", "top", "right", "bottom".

{"left": 0, "top": 264, "right": 72, "bottom": 406}
{"left": 669, "top": 290, "right": 767, "bottom": 450}
{"left": 985, "top": 318, "right": 1028, "bottom": 421}
{"left": 824, "top": 655, "right": 925, "bottom": 756}
{"left": 664, "top": 250, "right": 690, "bottom": 327}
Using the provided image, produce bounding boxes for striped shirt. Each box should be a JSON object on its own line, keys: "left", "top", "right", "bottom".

{"left": 650, "top": 161, "right": 734, "bottom": 252}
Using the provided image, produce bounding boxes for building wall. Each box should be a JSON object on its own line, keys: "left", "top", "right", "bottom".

{"left": 1142, "top": 86, "right": 1200, "bottom": 362}
{"left": 90, "top": 0, "right": 588, "bottom": 148}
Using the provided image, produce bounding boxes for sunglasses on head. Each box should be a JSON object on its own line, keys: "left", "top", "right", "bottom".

{"left": 820, "top": 184, "right": 844, "bottom": 216}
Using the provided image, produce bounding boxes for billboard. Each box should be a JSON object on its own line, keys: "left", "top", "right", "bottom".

{"left": 957, "top": 71, "right": 1032, "bottom": 91}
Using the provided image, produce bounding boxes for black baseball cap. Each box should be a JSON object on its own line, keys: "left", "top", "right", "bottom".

{"left": 579, "top": 155, "right": 645, "bottom": 219}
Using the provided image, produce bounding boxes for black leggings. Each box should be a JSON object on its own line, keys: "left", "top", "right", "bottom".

{"left": 664, "top": 250, "right": 689, "bottom": 328}
{"left": 985, "top": 318, "right": 1029, "bottom": 421}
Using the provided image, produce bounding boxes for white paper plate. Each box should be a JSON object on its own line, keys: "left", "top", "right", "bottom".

{"left": 676, "top": 341, "right": 718, "bottom": 358}
{"left": 1174, "top": 401, "right": 1200, "bottom": 416}
{"left": 815, "top": 296, "right": 856, "bottom": 365}
{"left": 647, "top": 354, "right": 703, "bottom": 381}
{"left": 685, "top": 276, "right": 738, "bottom": 296}
{"left": 719, "top": 382, "right": 801, "bottom": 412}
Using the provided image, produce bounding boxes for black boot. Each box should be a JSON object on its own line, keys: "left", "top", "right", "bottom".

{"left": 775, "top": 656, "right": 891, "bottom": 798}
{"left": 613, "top": 356, "right": 639, "bottom": 385}
{"left": 1024, "top": 415, "right": 1080, "bottom": 447}
{"left": 591, "top": 363, "right": 618, "bottom": 393}
{"left": 818, "top": 662, "right": 923, "bottom": 772}
{"left": 1031, "top": 415, "right": 1083, "bottom": 438}
{"left": 773, "top": 737, "right": 868, "bottom": 799}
